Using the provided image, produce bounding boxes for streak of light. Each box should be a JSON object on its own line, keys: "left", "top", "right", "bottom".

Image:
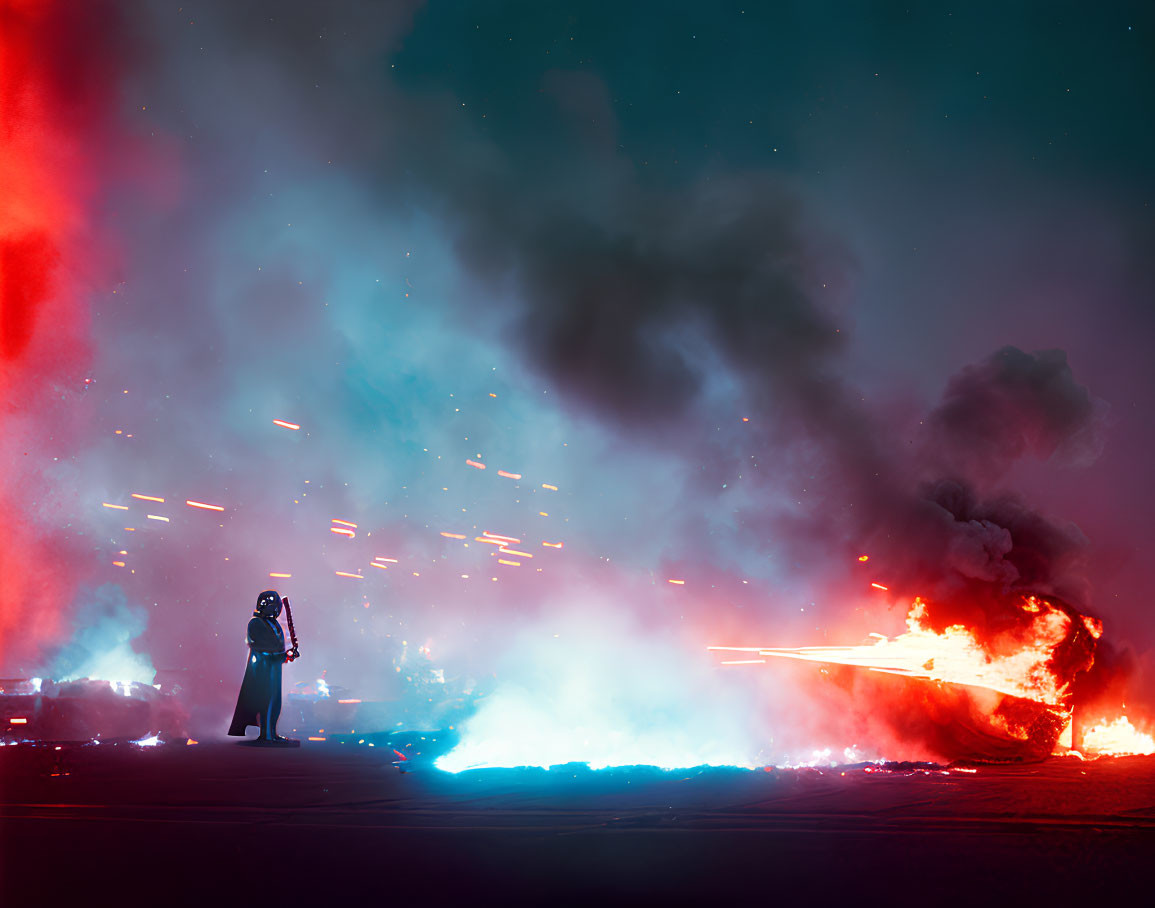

{"left": 498, "top": 559, "right": 521, "bottom": 567}
{"left": 721, "top": 659, "right": 766, "bottom": 665}
{"left": 338, "top": 699, "right": 362, "bottom": 704}
{"left": 370, "top": 562, "right": 389, "bottom": 570}
{"left": 146, "top": 514, "right": 170, "bottom": 522}
{"left": 668, "top": 579, "right": 685, "bottom": 585}
{"left": 374, "top": 557, "right": 399, "bottom": 563}
{"left": 112, "top": 561, "right": 126, "bottom": 567}
{"left": 858, "top": 555, "right": 870, "bottom": 562}
{"left": 482, "top": 532, "right": 521, "bottom": 544}
{"left": 335, "top": 571, "right": 364, "bottom": 579}
{"left": 488, "top": 393, "right": 497, "bottom": 398}
{"left": 707, "top": 646, "right": 767, "bottom": 652}
{"left": 475, "top": 536, "right": 503, "bottom": 545}
{"left": 542, "top": 483, "right": 558, "bottom": 490}
{"left": 499, "top": 547, "right": 533, "bottom": 559}
{"left": 102, "top": 503, "right": 128, "bottom": 510}
{"left": 124, "top": 528, "right": 135, "bottom": 532}
{"left": 542, "top": 541, "right": 563, "bottom": 548}
{"left": 440, "top": 532, "right": 467, "bottom": 540}
{"left": 186, "top": 739, "right": 198, "bottom": 745}
{"left": 186, "top": 500, "right": 225, "bottom": 511}
{"left": 871, "top": 582, "right": 889, "bottom": 591}
{"left": 269, "top": 573, "right": 292, "bottom": 578}
{"left": 308, "top": 736, "right": 326, "bottom": 741}
{"left": 331, "top": 518, "right": 357, "bottom": 528}
{"left": 466, "top": 459, "right": 486, "bottom": 469}
{"left": 8, "top": 718, "right": 28, "bottom": 725}
{"left": 496, "top": 470, "right": 522, "bottom": 480}
{"left": 538, "top": 511, "right": 548, "bottom": 516}
{"left": 741, "top": 417, "right": 750, "bottom": 422}
{"left": 330, "top": 527, "right": 356, "bottom": 538}
{"left": 273, "top": 419, "right": 301, "bottom": 430}
{"left": 132, "top": 493, "right": 165, "bottom": 503}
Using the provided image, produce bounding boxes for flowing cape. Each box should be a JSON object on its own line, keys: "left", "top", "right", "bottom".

{"left": 227, "top": 617, "right": 286, "bottom": 735}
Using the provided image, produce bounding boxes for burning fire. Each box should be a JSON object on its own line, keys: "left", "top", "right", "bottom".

{"left": 1081, "top": 716, "right": 1155, "bottom": 757}
{"left": 712, "top": 594, "right": 1103, "bottom": 762}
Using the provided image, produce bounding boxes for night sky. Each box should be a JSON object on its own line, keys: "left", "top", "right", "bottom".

{"left": 2, "top": 1, "right": 1153, "bottom": 766}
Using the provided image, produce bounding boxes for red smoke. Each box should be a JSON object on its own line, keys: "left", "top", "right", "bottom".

{"left": 0, "top": 0, "right": 123, "bottom": 668}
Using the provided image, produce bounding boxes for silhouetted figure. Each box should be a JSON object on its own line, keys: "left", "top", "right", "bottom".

{"left": 228, "top": 590, "right": 299, "bottom": 746}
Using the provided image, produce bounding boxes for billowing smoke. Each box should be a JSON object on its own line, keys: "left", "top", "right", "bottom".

{"left": 50, "top": 584, "right": 155, "bottom": 685}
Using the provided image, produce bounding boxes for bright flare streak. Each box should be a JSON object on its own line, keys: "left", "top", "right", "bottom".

{"left": 466, "top": 459, "right": 486, "bottom": 469}
{"left": 330, "top": 527, "right": 355, "bottom": 538}
{"left": 499, "top": 547, "right": 533, "bottom": 559}
{"left": 1081, "top": 716, "right": 1155, "bottom": 756}
{"left": 542, "top": 483, "right": 558, "bottom": 491}
{"left": 870, "top": 582, "right": 888, "bottom": 590}
{"left": 101, "top": 502, "right": 129, "bottom": 510}
{"left": 112, "top": 561, "right": 126, "bottom": 567}
{"left": 498, "top": 559, "right": 521, "bottom": 566}
{"left": 475, "top": 537, "right": 504, "bottom": 545}
{"left": 858, "top": 555, "right": 870, "bottom": 562}
{"left": 273, "top": 419, "right": 300, "bottom": 430}
{"left": 667, "top": 579, "right": 685, "bottom": 585}
{"left": 269, "top": 572, "right": 292, "bottom": 578}
{"left": 542, "top": 541, "right": 563, "bottom": 548}
{"left": 496, "top": 470, "right": 522, "bottom": 480}
{"left": 375, "top": 557, "right": 399, "bottom": 563}
{"left": 146, "top": 514, "right": 170, "bottom": 522}
{"left": 338, "top": 699, "right": 362, "bottom": 704}
{"left": 131, "top": 494, "right": 165, "bottom": 503}
{"left": 8, "top": 718, "right": 28, "bottom": 725}
{"left": 331, "top": 518, "right": 357, "bottom": 528}
{"left": 755, "top": 597, "right": 1074, "bottom": 706}
{"left": 186, "top": 500, "right": 225, "bottom": 511}
{"left": 482, "top": 532, "right": 521, "bottom": 544}
{"left": 440, "top": 532, "right": 467, "bottom": 540}
{"left": 335, "top": 571, "right": 364, "bottom": 579}
{"left": 370, "top": 562, "right": 389, "bottom": 570}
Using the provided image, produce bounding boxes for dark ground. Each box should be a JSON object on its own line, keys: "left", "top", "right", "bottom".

{"left": 2, "top": 740, "right": 1153, "bottom": 906}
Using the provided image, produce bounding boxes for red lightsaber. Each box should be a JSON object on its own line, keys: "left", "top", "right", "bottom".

{"left": 283, "top": 596, "right": 300, "bottom": 659}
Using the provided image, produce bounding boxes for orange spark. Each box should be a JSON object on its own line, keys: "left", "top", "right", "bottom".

{"left": 858, "top": 555, "right": 869, "bottom": 562}
{"left": 131, "top": 493, "right": 164, "bottom": 503}
{"left": 542, "top": 541, "right": 564, "bottom": 548}
{"left": 335, "top": 571, "right": 364, "bottom": 579}
{"left": 186, "top": 500, "right": 225, "bottom": 511}
{"left": 871, "top": 582, "right": 888, "bottom": 591}
{"left": 538, "top": 511, "right": 549, "bottom": 516}
{"left": 101, "top": 503, "right": 128, "bottom": 510}
{"left": 272, "top": 419, "right": 300, "bottom": 430}
{"left": 497, "top": 470, "right": 522, "bottom": 480}
{"left": 146, "top": 514, "right": 170, "bottom": 522}
{"left": 542, "top": 483, "right": 558, "bottom": 491}
{"left": 475, "top": 536, "right": 504, "bottom": 545}
{"left": 331, "top": 518, "right": 358, "bottom": 528}
{"left": 370, "top": 562, "right": 388, "bottom": 570}
{"left": 440, "top": 532, "right": 467, "bottom": 540}
{"left": 338, "top": 699, "right": 362, "bottom": 704}
{"left": 112, "top": 561, "right": 126, "bottom": 567}
{"left": 308, "top": 736, "right": 326, "bottom": 741}
{"left": 8, "top": 718, "right": 28, "bottom": 725}
{"left": 482, "top": 532, "right": 521, "bottom": 543}
{"left": 466, "top": 459, "right": 486, "bottom": 469}
{"left": 268, "top": 573, "right": 292, "bottom": 579}
{"left": 498, "top": 559, "right": 521, "bottom": 567}
{"left": 499, "top": 547, "right": 533, "bottom": 558}
{"left": 374, "top": 557, "right": 399, "bottom": 563}
{"left": 330, "top": 527, "right": 356, "bottom": 538}
{"left": 668, "top": 579, "right": 685, "bottom": 585}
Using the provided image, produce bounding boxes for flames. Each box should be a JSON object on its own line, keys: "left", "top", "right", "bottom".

{"left": 712, "top": 594, "right": 1117, "bottom": 762}
{"left": 1080, "top": 716, "right": 1155, "bottom": 757}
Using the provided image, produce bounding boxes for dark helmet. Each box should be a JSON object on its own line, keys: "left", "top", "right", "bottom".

{"left": 255, "top": 590, "right": 283, "bottom": 619}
